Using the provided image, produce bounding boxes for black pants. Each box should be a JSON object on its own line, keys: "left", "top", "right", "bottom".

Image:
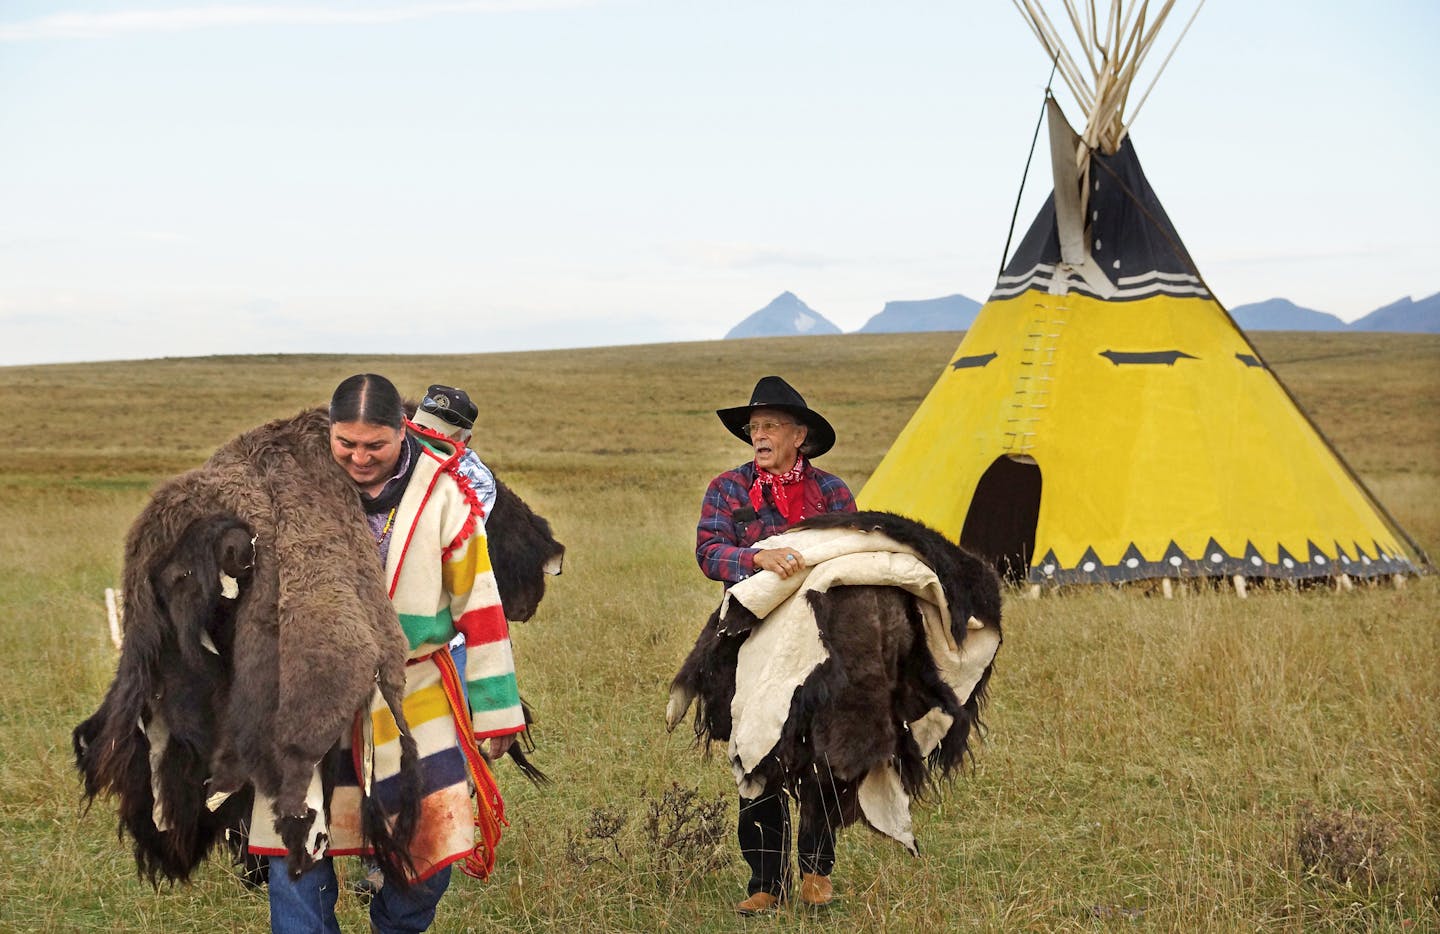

{"left": 738, "top": 775, "right": 849, "bottom": 896}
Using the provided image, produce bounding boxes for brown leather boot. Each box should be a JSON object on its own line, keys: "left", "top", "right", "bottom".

{"left": 799, "top": 873, "right": 833, "bottom": 907}
{"left": 735, "top": 891, "right": 781, "bottom": 915}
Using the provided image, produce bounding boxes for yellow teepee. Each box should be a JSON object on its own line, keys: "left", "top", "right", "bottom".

{"left": 858, "top": 1, "right": 1428, "bottom": 588}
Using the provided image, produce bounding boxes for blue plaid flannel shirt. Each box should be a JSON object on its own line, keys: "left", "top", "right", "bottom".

{"left": 696, "top": 461, "right": 856, "bottom": 585}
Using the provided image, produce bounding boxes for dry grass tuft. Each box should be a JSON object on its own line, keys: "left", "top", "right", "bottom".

{"left": 1294, "top": 802, "right": 1398, "bottom": 888}
{"left": 640, "top": 782, "right": 731, "bottom": 886}
{"left": 563, "top": 783, "right": 729, "bottom": 893}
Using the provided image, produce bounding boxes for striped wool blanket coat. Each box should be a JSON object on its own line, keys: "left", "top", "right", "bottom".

{"left": 250, "top": 426, "right": 524, "bottom": 880}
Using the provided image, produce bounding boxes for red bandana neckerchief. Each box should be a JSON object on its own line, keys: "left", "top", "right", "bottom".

{"left": 750, "top": 454, "right": 809, "bottom": 526}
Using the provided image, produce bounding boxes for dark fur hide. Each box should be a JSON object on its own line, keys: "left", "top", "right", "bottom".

{"left": 74, "top": 516, "right": 258, "bottom": 884}
{"left": 671, "top": 511, "right": 1002, "bottom": 827}
{"left": 75, "top": 408, "right": 565, "bottom": 887}
{"left": 489, "top": 477, "right": 565, "bottom": 623}
{"left": 75, "top": 410, "right": 421, "bottom": 887}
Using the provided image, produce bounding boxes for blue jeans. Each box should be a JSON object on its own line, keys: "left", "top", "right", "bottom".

{"left": 268, "top": 857, "right": 451, "bottom": 933}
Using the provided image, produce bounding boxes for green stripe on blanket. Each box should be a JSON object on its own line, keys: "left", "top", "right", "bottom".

{"left": 398, "top": 608, "right": 455, "bottom": 650}
{"left": 468, "top": 673, "right": 521, "bottom": 714}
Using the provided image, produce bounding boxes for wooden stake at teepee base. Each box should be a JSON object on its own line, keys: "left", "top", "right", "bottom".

{"left": 105, "top": 587, "right": 123, "bottom": 650}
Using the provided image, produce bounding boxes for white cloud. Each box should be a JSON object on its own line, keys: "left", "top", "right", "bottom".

{"left": 0, "top": 1, "right": 592, "bottom": 41}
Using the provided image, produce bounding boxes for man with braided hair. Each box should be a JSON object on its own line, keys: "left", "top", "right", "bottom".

{"left": 257, "top": 373, "right": 523, "bottom": 933}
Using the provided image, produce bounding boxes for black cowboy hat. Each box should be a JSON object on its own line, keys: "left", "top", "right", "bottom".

{"left": 716, "top": 375, "right": 836, "bottom": 458}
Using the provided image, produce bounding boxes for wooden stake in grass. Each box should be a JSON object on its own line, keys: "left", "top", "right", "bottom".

{"left": 105, "top": 587, "right": 122, "bottom": 650}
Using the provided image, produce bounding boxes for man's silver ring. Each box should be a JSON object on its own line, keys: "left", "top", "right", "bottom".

{"left": 786, "top": 554, "right": 796, "bottom": 562}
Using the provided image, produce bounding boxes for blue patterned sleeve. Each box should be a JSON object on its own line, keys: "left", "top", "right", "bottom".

{"left": 455, "top": 449, "right": 498, "bottom": 521}
{"left": 819, "top": 471, "right": 857, "bottom": 514}
{"left": 696, "top": 472, "right": 756, "bottom": 584}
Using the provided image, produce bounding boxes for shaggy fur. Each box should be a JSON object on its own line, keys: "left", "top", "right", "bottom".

{"left": 73, "top": 515, "right": 258, "bottom": 884}
{"left": 76, "top": 410, "right": 421, "bottom": 886}
{"left": 671, "top": 510, "right": 1002, "bottom": 827}
{"left": 75, "top": 408, "right": 565, "bottom": 887}
{"left": 489, "top": 477, "right": 565, "bottom": 623}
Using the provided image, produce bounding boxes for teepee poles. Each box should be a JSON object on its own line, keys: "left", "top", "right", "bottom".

{"left": 1013, "top": 0, "right": 1094, "bottom": 114}
{"left": 1124, "top": 0, "right": 1205, "bottom": 140}
{"left": 1012, "top": 0, "right": 1199, "bottom": 154}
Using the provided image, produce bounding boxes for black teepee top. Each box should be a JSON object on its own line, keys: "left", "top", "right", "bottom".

{"left": 995, "top": 137, "right": 1208, "bottom": 302}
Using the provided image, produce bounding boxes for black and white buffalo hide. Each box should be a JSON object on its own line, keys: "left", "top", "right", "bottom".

{"left": 74, "top": 513, "right": 257, "bottom": 884}
{"left": 669, "top": 511, "right": 1003, "bottom": 820}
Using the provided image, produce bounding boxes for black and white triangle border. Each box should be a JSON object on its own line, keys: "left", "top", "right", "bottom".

{"left": 1031, "top": 537, "right": 1418, "bottom": 585}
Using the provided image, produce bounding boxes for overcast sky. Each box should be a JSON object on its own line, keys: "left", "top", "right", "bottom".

{"left": 2, "top": 1, "right": 1436, "bottom": 366}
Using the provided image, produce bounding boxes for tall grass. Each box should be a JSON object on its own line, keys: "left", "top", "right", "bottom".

{"left": 0, "top": 332, "right": 1435, "bottom": 931}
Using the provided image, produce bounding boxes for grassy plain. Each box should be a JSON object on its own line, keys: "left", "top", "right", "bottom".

{"left": 0, "top": 331, "right": 1436, "bottom": 932}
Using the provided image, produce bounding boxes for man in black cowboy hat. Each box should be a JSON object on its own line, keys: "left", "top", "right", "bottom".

{"left": 695, "top": 375, "right": 856, "bottom": 913}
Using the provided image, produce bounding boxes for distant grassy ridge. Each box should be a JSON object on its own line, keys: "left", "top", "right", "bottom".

{"left": 0, "top": 331, "right": 1435, "bottom": 932}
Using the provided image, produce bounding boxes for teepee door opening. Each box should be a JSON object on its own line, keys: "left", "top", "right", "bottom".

{"left": 961, "top": 455, "right": 1042, "bottom": 584}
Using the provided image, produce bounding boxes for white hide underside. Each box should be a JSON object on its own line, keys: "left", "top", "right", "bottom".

{"left": 143, "top": 711, "right": 172, "bottom": 832}
{"left": 303, "top": 766, "right": 327, "bottom": 859}
{"left": 859, "top": 762, "right": 916, "bottom": 855}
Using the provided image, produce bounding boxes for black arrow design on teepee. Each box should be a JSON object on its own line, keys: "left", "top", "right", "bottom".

{"left": 951, "top": 352, "right": 998, "bottom": 370}
{"left": 1100, "top": 349, "right": 1198, "bottom": 366}
{"left": 1235, "top": 353, "right": 1266, "bottom": 368}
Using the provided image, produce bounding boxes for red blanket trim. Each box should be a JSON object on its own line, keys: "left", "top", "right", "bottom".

{"left": 433, "top": 646, "right": 508, "bottom": 881}
{"left": 397, "top": 421, "right": 485, "bottom": 566}
{"left": 441, "top": 513, "right": 477, "bottom": 565}
{"left": 439, "top": 451, "right": 488, "bottom": 564}
{"left": 406, "top": 418, "right": 460, "bottom": 451}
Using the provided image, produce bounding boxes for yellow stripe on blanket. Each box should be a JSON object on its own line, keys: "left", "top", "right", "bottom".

{"left": 371, "top": 680, "right": 452, "bottom": 747}
{"left": 441, "top": 535, "right": 493, "bottom": 598}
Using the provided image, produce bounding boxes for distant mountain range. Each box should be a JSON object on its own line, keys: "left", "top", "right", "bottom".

{"left": 856, "top": 294, "right": 982, "bottom": 333}
{"left": 1228, "top": 295, "right": 1440, "bottom": 333}
{"left": 725, "top": 291, "right": 1440, "bottom": 338}
{"left": 724, "top": 291, "right": 842, "bottom": 339}
{"left": 1227, "top": 298, "right": 1347, "bottom": 331}
{"left": 1344, "top": 293, "right": 1440, "bottom": 333}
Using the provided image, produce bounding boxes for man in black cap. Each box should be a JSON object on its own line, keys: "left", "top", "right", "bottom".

{"left": 411, "top": 384, "right": 496, "bottom": 520}
{"left": 695, "top": 375, "right": 856, "bottom": 913}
